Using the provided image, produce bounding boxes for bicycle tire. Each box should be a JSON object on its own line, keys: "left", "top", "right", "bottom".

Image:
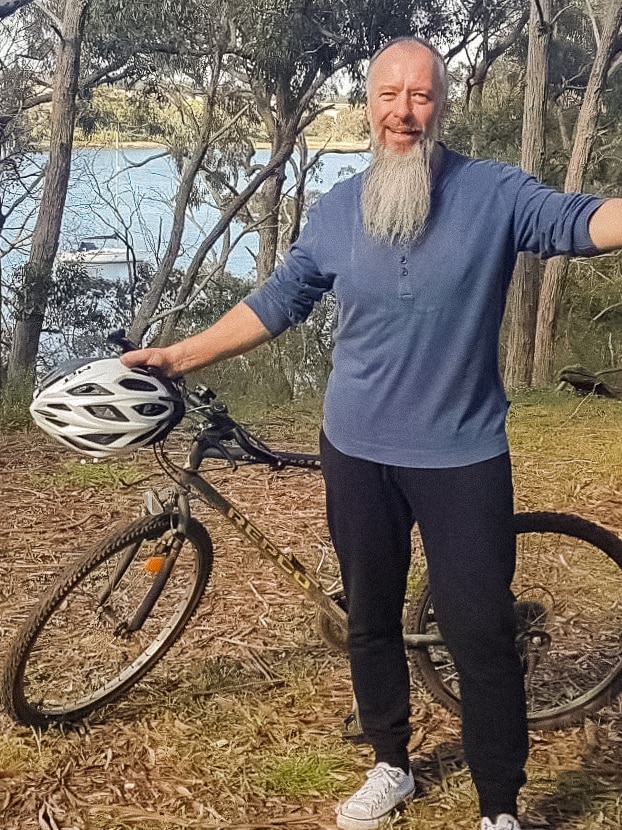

{"left": 405, "top": 511, "right": 622, "bottom": 730}
{"left": 3, "top": 513, "right": 213, "bottom": 727}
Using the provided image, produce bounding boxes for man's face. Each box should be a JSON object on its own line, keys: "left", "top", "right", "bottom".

{"left": 367, "top": 43, "right": 444, "bottom": 154}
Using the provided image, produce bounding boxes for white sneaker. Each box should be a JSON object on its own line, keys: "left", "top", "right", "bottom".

{"left": 481, "top": 815, "right": 522, "bottom": 830}
{"left": 336, "top": 762, "right": 415, "bottom": 829}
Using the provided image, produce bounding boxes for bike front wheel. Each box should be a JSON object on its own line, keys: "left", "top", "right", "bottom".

{"left": 405, "top": 512, "right": 622, "bottom": 730}
{"left": 3, "top": 514, "right": 213, "bottom": 727}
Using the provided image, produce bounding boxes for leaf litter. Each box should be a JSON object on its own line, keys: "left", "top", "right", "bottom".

{"left": 1, "top": 394, "right": 622, "bottom": 829}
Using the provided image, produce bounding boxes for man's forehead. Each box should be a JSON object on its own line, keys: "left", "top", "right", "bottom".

{"left": 369, "top": 43, "right": 438, "bottom": 86}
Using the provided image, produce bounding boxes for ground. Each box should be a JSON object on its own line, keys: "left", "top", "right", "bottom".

{"left": 1, "top": 395, "right": 622, "bottom": 830}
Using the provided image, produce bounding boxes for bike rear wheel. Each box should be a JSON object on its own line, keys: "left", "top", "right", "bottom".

{"left": 405, "top": 512, "right": 622, "bottom": 730}
{"left": 3, "top": 514, "right": 213, "bottom": 727}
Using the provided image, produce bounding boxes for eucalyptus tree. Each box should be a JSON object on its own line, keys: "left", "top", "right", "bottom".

{"left": 532, "top": 0, "right": 622, "bottom": 385}
{"left": 3, "top": 0, "right": 168, "bottom": 380}
{"left": 503, "top": 0, "right": 552, "bottom": 388}
{"left": 7, "top": 0, "right": 90, "bottom": 381}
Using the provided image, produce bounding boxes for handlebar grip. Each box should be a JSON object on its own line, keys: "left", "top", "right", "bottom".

{"left": 107, "top": 329, "right": 140, "bottom": 353}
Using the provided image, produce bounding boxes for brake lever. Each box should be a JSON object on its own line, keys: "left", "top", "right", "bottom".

{"left": 107, "top": 328, "right": 140, "bottom": 353}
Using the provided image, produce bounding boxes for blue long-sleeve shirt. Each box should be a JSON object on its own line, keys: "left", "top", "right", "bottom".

{"left": 244, "top": 145, "right": 603, "bottom": 467}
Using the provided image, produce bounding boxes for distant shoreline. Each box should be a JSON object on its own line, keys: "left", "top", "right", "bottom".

{"left": 70, "top": 139, "right": 370, "bottom": 154}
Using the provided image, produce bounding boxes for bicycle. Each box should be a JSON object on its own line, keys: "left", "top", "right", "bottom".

{"left": 3, "top": 331, "right": 622, "bottom": 733}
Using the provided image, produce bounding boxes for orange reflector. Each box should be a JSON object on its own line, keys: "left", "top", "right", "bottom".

{"left": 144, "top": 556, "right": 165, "bottom": 574}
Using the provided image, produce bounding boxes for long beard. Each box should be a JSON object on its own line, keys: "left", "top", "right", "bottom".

{"left": 361, "top": 137, "right": 435, "bottom": 244}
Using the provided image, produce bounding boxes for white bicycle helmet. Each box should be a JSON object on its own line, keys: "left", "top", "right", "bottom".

{"left": 30, "top": 357, "right": 184, "bottom": 458}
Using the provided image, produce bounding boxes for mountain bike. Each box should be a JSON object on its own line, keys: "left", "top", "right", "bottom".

{"left": 3, "top": 332, "right": 622, "bottom": 732}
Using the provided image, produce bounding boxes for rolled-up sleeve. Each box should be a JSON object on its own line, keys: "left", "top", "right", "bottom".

{"left": 511, "top": 173, "right": 604, "bottom": 258}
{"left": 243, "top": 202, "right": 336, "bottom": 336}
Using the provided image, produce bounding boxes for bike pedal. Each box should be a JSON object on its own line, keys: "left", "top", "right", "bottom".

{"left": 342, "top": 712, "right": 369, "bottom": 744}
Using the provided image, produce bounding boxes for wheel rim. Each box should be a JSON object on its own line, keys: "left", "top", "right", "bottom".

{"left": 407, "top": 517, "right": 622, "bottom": 727}
{"left": 17, "top": 522, "right": 204, "bottom": 720}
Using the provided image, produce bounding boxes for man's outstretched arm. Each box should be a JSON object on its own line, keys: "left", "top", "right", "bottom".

{"left": 589, "top": 198, "right": 622, "bottom": 252}
{"left": 120, "top": 302, "right": 272, "bottom": 377}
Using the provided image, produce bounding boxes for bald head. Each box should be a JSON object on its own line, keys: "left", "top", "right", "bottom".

{"left": 365, "top": 37, "right": 447, "bottom": 153}
{"left": 367, "top": 37, "right": 449, "bottom": 104}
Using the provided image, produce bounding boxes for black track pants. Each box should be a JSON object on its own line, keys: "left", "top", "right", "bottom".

{"left": 320, "top": 432, "right": 528, "bottom": 818}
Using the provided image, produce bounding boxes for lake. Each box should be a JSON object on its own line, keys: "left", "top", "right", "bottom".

{"left": 4, "top": 146, "right": 370, "bottom": 279}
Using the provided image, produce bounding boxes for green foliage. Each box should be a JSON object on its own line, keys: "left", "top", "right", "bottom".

{"left": 0, "top": 373, "right": 33, "bottom": 432}
{"left": 74, "top": 88, "right": 170, "bottom": 145}
{"left": 308, "top": 106, "right": 368, "bottom": 145}
{"left": 558, "top": 257, "right": 622, "bottom": 373}
{"left": 33, "top": 260, "right": 153, "bottom": 368}
{"left": 194, "top": 294, "right": 335, "bottom": 412}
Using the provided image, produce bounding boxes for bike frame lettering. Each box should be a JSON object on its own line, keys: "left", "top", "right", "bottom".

{"left": 226, "top": 505, "right": 321, "bottom": 591}
{"left": 183, "top": 466, "right": 345, "bottom": 624}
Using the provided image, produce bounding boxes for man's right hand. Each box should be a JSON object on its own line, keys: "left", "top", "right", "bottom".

{"left": 118, "top": 302, "right": 272, "bottom": 379}
{"left": 120, "top": 347, "right": 180, "bottom": 378}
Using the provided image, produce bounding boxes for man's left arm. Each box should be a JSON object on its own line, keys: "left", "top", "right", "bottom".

{"left": 588, "top": 198, "right": 622, "bottom": 252}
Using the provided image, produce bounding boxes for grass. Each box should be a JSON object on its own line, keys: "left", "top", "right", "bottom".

{"left": 257, "top": 747, "right": 354, "bottom": 797}
{"left": 31, "top": 456, "right": 147, "bottom": 490}
{"left": 0, "top": 733, "right": 42, "bottom": 776}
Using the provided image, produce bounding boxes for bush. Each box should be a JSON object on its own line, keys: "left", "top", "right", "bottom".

{"left": 0, "top": 374, "right": 34, "bottom": 433}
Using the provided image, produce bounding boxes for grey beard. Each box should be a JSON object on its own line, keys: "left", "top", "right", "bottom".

{"left": 361, "top": 137, "right": 435, "bottom": 244}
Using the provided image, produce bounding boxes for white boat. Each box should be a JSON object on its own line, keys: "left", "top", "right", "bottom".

{"left": 57, "top": 235, "right": 140, "bottom": 280}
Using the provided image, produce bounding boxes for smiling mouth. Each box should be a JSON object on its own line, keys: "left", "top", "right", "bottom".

{"left": 389, "top": 129, "right": 421, "bottom": 138}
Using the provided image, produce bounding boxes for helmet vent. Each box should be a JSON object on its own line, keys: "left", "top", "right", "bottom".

{"left": 69, "top": 383, "right": 112, "bottom": 396}
{"left": 85, "top": 404, "right": 129, "bottom": 421}
{"left": 41, "top": 415, "right": 69, "bottom": 427}
{"left": 119, "top": 378, "right": 159, "bottom": 392}
{"left": 78, "top": 433, "right": 118, "bottom": 446}
{"left": 134, "top": 402, "right": 168, "bottom": 417}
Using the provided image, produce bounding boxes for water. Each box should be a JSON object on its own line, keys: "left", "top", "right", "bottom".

{"left": 3, "top": 146, "right": 369, "bottom": 279}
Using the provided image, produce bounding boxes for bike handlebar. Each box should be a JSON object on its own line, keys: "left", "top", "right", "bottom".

{"left": 106, "top": 329, "right": 320, "bottom": 470}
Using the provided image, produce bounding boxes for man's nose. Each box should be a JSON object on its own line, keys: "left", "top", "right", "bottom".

{"left": 392, "top": 93, "right": 413, "bottom": 120}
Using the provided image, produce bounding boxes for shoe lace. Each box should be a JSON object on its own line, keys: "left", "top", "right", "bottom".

{"left": 354, "top": 765, "right": 402, "bottom": 807}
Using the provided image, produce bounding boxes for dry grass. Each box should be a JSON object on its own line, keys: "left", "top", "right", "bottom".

{"left": 1, "top": 391, "right": 622, "bottom": 830}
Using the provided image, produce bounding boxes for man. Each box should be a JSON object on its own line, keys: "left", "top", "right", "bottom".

{"left": 122, "top": 37, "right": 622, "bottom": 830}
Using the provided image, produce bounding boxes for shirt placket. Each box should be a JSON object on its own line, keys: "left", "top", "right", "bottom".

{"left": 397, "top": 246, "right": 412, "bottom": 298}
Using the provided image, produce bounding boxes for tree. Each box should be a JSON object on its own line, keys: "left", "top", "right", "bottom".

{"left": 532, "top": 0, "right": 622, "bottom": 386}
{"left": 503, "top": 0, "right": 552, "bottom": 388}
{"left": 458, "top": 1, "right": 530, "bottom": 157}
{"left": 7, "top": 0, "right": 89, "bottom": 380}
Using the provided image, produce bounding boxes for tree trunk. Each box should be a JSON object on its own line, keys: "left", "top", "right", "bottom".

{"left": 128, "top": 120, "right": 214, "bottom": 344}
{"left": 7, "top": 0, "right": 88, "bottom": 380}
{"left": 503, "top": 0, "right": 551, "bottom": 388}
{"left": 532, "top": 0, "right": 622, "bottom": 386}
{"left": 255, "top": 159, "right": 287, "bottom": 284}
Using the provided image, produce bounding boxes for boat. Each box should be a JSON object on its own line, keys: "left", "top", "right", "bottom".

{"left": 56, "top": 234, "right": 141, "bottom": 280}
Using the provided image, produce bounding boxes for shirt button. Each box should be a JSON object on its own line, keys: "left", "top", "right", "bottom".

{"left": 402, "top": 268, "right": 408, "bottom": 276}
{"left": 400, "top": 255, "right": 407, "bottom": 264}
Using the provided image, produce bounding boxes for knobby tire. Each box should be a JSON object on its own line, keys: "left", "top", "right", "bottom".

{"left": 3, "top": 514, "right": 213, "bottom": 728}
{"left": 405, "top": 512, "right": 622, "bottom": 730}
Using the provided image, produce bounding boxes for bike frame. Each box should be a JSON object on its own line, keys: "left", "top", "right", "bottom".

{"left": 147, "top": 438, "right": 443, "bottom": 649}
